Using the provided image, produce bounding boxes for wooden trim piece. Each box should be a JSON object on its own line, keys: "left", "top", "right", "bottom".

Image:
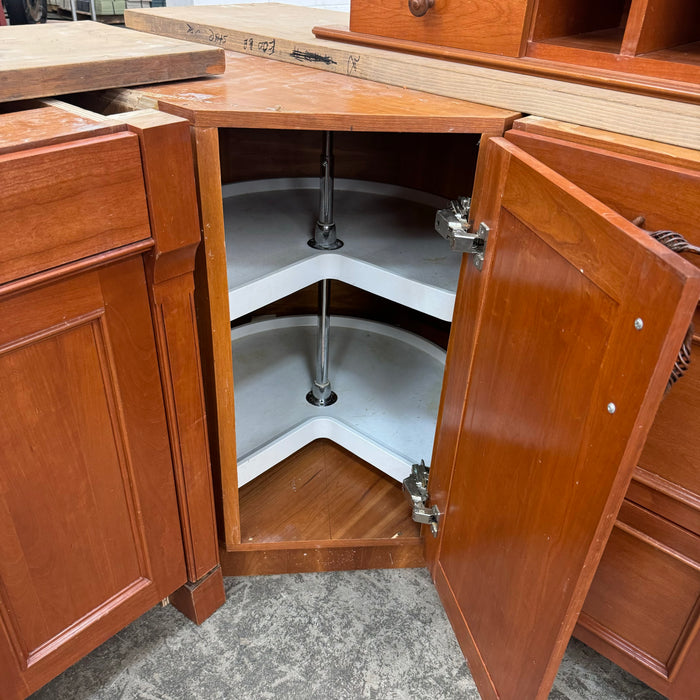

{"left": 169, "top": 566, "right": 226, "bottom": 625}
{"left": 577, "top": 613, "right": 671, "bottom": 680}
{"left": 119, "top": 113, "right": 223, "bottom": 613}
{"left": 220, "top": 539, "right": 425, "bottom": 576}
{"left": 629, "top": 468, "right": 700, "bottom": 535}
{"left": 0, "top": 240, "right": 154, "bottom": 302}
{"left": 512, "top": 116, "right": 700, "bottom": 171}
{"left": 191, "top": 126, "right": 241, "bottom": 549}
{"left": 432, "top": 561, "right": 498, "bottom": 700}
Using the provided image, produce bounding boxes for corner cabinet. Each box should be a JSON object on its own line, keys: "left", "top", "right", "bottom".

{"left": 0, "top": 105, "right": 224, "bottom": 699}
{"left": 109, "top": 51, "right": 700, "bottom": 700}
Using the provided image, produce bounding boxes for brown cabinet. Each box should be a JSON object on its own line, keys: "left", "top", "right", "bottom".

{"left": 0, "top": 105, "right": 224, "bottom": 699}
{"left": 109, "top": 51, "right": 700, "bottom": 700}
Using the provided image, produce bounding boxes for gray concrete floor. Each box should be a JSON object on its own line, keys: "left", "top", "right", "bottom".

{"left": 31, "top": 569, "right": 663, "bottom": 699}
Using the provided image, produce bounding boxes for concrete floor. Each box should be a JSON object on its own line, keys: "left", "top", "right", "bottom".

{"left": 30, "top": 569, "right": 663, "bottom": 699}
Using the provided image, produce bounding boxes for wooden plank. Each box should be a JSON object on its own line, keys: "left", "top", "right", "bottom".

{"left": 123, "top": 5, "right": 700, "bottom": 150}
{"left": 0, "top": 21, "right": 224, "bottom": 102}
{"left": 513, "top": 116, "right": 700, "bottom": 170}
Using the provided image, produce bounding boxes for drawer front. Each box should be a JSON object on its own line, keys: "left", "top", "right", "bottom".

{"left": 0, "top": 132, "right": 151, "bottom": 285}
{"left": 349, "top": 0, "right": 534, "bottom": 57}
{"left": 577, "top": 501, "right": 700, "bottom": 693}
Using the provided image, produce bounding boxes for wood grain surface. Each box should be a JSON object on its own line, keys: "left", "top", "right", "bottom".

{"left": 221, "top": 440, "right": 423, "bottom": 576}
{"left": 0, "top": 132, "right": 151, "bottom": 285}
{"left": 239, "top": 440, "right": 420, "bottom": 544}
{"left": 0, "top": 21, "right": 224, "bottom": 102}
{"left": 622, "top": 0, "right": 700, "bottom": 56}
{"left": 0, "top": 105, "right": 117, "bottom": 155}
{"left": 124, "top": 5, "right": 700, "bottom": 149}
{"left": 349, "top": 0, "right": 535, "bottom": 57}
{"left": 577, "top": 501, "right": 700, "bottom": 697}
{"left": 127, "top": 51, "right": 518, "bottom": 132}
{"left": 0, "top": 260, "right": 186, "bottom": 696}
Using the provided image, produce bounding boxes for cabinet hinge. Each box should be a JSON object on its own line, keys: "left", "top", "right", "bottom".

{"left": 403, "top": 460, "right": 440, "bottom": 537}
{"left": 435, "top": 196, "right": 490, "bottom": 270}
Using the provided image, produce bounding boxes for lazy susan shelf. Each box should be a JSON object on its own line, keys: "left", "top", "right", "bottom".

{"left": 232, "top": 316, "right": 446, "bottom": 487}
{"left": 223, "top": 179, "right": 460, "bottom": 322}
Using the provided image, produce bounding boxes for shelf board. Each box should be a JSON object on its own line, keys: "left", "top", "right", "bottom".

{"left": 232, "top": 315, "right": 445, "bottom": 486}
{"left": 239, "top": 439, "right": 421, "bottom": 545}
{"left": 224, "top": 179, "right": 460, "bottom": 322}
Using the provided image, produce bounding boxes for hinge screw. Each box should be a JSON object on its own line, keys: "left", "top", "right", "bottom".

{"left": 607, "top": 403, "right": 616, "bottom": 414}
{"left": 634, "top": 318, "right": 644, "bottom": 330}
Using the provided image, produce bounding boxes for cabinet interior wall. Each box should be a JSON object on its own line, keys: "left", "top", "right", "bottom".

{"left": 216, "top": 127, "right": 480, "bottom": 556}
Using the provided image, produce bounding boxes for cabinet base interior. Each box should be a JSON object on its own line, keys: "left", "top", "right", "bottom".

{"left": 220, "top": 439, "right": 425, "bottom": 576}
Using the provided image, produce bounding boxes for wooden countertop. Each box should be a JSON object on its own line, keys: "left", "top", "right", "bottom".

{"left": 119, "top": 51, "right": 520, "bottom": 134}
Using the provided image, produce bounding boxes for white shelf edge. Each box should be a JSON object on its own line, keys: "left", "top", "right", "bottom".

{"left": 228, "top": 253, "right": 456, "bottom": 322}
{"left": 232, "top": 316, "right": 446, "bottom": 487}
{"left": 223, "top": 177, "right": 459, "bottom": 322}
{"left": 237, "top": 416, "right": 415, "bottom": 487}
{"left": 222, "top": 177, "right": 447, "bottom": 209}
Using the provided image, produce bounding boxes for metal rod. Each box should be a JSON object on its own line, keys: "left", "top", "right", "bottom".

{"left": 309, "top": 131, "right": 343, "bottom": 250}
{"left": 306, "top": 279, "right": 337, "bottom": 407}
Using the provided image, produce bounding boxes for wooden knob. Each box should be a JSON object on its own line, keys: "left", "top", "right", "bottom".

{"left": 408, "top": 0, "right": 434, "bottom": 17}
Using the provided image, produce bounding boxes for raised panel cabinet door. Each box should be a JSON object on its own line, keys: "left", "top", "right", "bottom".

{"left": 0, "top": 257, "right": 187, "bottom": 699}
{"left": 428, "top": 137, "right": 700, "bottom": 700}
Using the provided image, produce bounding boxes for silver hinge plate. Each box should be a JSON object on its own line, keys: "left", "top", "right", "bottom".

{"left": 403, "top": 460, "right": 440, "bottom": 537}
{"left": 435, "top": 196, "right": 490, "bottom": 270}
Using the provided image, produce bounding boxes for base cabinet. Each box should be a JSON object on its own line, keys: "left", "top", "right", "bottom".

{"left": 0, "top": 105, "right": 223, "bottom": 699}
{"left": 110, "top": 53, "right": 700, "bottom": 698}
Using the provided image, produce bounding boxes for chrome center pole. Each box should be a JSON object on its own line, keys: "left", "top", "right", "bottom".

{"left": 309, "top": 131, "right": 343, "bottom": 251}
{"left": 306, "top": 279, "right": 337, "bottom": 406}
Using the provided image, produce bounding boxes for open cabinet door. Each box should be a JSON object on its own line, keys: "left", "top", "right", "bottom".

{"left": 428, "top": 136, "right": 700, "bottom": 700}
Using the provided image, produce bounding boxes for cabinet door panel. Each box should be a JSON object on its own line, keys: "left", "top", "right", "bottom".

{"left": 431, "top": 137, "right": 700, "bottom": 700}
{"left": 0, "top": 258, "right": 186, "bottom": 695}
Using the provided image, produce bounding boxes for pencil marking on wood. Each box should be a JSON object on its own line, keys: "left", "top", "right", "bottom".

{"left": 290, "top": 48, "right": 337, "bottom": 66}
{"left": 347, "top": 55, "right": 361, "bottom": 74}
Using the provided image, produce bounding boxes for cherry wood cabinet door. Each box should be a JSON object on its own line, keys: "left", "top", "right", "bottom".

{"left": 0, "top": 257, "right": 187, "bottom": 699}
{"left": 428, "top": 136, "right": 700, "bottom": 700}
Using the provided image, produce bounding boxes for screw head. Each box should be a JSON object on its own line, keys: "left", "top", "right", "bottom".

{"left": 634, "top": 318, "right": 644, "bottom": 330}
{"left": 607, "top": 403, "right": 616, "bottom": 414}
